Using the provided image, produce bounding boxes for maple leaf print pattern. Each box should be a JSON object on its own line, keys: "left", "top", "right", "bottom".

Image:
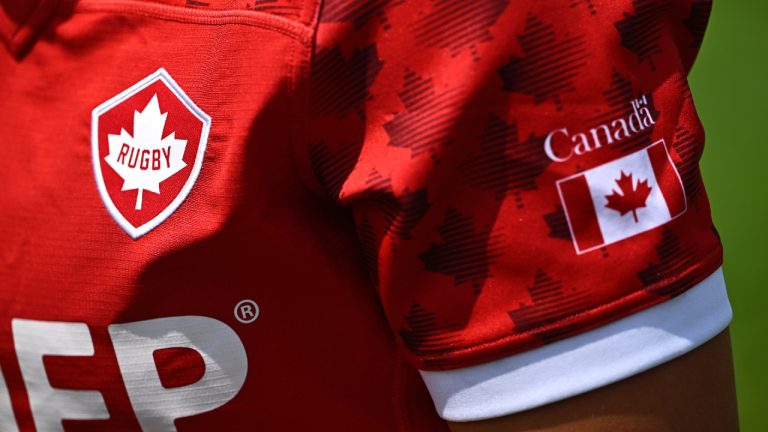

{"left": 419, "top": 207, "right": 504, "bottom": 289}
{"left": 684, "top": 0, "right": 713, "bottom": 48}
{"left": 310, "top": 45, "right": 383, "bottom": 119}
{"left": 384, "top": 70, "right": 465, "bottom": 157}
{"left": 319, "top": 0, "right": 405, "bottom": 29}
{"left": 413, "top": 0, "right": 509, "bottom": 61}
{"left": 460, "top": 114, "right": 550, "bottom": 204}
{"left": 614, "top": 0, "right": 669, "bottom": 70}
{"left": 397, "top": 302, "right": 463, "bottom": 365}
{"left": 498, "top": 13, "right": 588, "bottom": 109}
{"left": 507, "top": 269, "right": 590, "bottom": 333}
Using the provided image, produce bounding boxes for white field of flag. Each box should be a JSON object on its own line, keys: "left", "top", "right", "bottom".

{"left": 556, "top": 140, "right": 687, "bottom": 254}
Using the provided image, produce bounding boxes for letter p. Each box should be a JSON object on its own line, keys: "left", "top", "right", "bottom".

{"left": 108, "top": 316, "right": 248, "bottom": 431}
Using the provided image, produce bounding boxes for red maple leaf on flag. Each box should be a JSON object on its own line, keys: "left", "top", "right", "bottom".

{"left": 605, "top": 171, "right": 652, "bottom": 222}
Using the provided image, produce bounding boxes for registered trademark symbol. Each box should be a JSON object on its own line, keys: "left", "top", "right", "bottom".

{"left": 234, "top": 299, "right": 259, "bottom": 324}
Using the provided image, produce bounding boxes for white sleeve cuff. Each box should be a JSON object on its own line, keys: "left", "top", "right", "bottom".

{"left": 419, "top": 267, "right": 732, "bottom": 422}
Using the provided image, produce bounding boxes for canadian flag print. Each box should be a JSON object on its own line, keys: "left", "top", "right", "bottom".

{"left": 556, "top": 140, "right": 686, "bottom": 254}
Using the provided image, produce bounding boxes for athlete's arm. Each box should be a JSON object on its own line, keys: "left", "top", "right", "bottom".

{"left": 307, "top": 2, "right": 733, "bottom": 430}
{"left": 447, "top": 330, "right": 738, "bottom": 432}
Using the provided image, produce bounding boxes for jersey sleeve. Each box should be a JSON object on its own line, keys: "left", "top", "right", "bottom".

{"left": 303, "top": 0, "right": 730, "bottom": 420}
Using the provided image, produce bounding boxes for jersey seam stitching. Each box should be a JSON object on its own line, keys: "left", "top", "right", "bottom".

{"left": 413, "top": 247, "right": 724, "bottom": 368}
{"left": 292, "top": 0, "right": 344, "bottom": 201}
{"left": 74, "top": 0, "right": 312, "bottom": 42}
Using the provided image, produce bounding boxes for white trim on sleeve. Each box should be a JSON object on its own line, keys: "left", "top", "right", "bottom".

{"left": 419, "top": 267, "right": 732, "bottom": 422}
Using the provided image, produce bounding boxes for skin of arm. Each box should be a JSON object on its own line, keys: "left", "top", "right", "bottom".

{"left": 447, "top": 329, "right": 739, "bottom": 432}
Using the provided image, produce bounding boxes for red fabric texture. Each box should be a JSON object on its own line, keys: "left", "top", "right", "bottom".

{"left": 308, "top": 0, "right": 720, "bottom": 369}
{"left": 0, "top": 0, "right": 719, "bottom": 430}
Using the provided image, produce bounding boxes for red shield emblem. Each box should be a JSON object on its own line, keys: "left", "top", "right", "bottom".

{"left": 92, "top": 69, "right": 211, "bottom": 238}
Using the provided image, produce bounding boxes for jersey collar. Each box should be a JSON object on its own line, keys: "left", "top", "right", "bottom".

{"left": 0, "top": 0, "right": 60, "bottom": 55}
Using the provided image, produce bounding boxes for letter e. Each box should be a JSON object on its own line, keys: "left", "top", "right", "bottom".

{"left": 13, "top": 319, "right": 109, "bottom": 432}
{"left": 0, "top": 364, "right": 19, "bottom": 432}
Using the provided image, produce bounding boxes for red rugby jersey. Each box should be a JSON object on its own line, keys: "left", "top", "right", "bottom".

{"left": 0, "top": 0, "right": 727, "bottom": 430}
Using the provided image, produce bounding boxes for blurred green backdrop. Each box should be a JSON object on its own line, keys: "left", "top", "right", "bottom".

{"left": 689, "top": 1, "right": 768, "bottom": 430}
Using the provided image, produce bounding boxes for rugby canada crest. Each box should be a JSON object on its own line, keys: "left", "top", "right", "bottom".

{"left": 91, "top": 68, "right": 211, "bottom": 238}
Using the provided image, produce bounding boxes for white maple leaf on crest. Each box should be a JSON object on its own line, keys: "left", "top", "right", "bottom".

{"left": 105, "top": 94, "right": 187, "bottom": 210}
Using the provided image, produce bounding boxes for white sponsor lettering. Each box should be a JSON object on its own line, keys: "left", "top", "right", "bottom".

{"left": 13, "top": 319, "right": 110, "bottom": 431}
{"left": 0, "top": 365, "right": 19, "bottom": 432}
{"left": 109, "top": 316, "right": 248, "bottom": 432}
{"left": 0, "top": 315, "right": 247, "bottom": 431}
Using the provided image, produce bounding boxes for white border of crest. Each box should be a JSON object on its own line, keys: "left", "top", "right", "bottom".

{"left": 91, "top": 68, "right": 211, "bottom": 239}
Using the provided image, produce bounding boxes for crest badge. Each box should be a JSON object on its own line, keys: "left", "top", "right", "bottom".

{"left": 92, "top": 68, "right": 211, "bottom": 239}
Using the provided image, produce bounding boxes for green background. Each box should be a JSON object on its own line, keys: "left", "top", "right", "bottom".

{"left": 689, "top": 0, "right": 768, "bottom": 430}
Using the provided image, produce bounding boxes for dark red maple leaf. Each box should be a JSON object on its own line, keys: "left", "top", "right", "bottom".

{"left": 498, "top": 13, "right": 588, "bottom": 109}
{"left": 614, "top": 0, "right": 669, "bottom": 70}
{"left": 460, "top": 114, "right": 550, "bottom": 203}
{"left": 320, "top": 0, "right": 405, "bottom": 29}
{"left": 384, "top": 70, "right": 465, "bottom": 156}
{"left": 414, "top": 0, "right": 509, "bottom": 61}
{"left": 605, "top": 171, "right": 652, "bottom": 222}
{"left": 419, "top": 208, "right": 504, "bottom": 289}
{"left": 397, "top": 302, "right": 464, "bottom": 359}
{"left": 310, "top": 45, "right": 383, "bottom": 119}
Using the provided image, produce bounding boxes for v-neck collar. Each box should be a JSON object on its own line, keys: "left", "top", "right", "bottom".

{"left": 0, "top": 0, "right": 60, "bottom": 55}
